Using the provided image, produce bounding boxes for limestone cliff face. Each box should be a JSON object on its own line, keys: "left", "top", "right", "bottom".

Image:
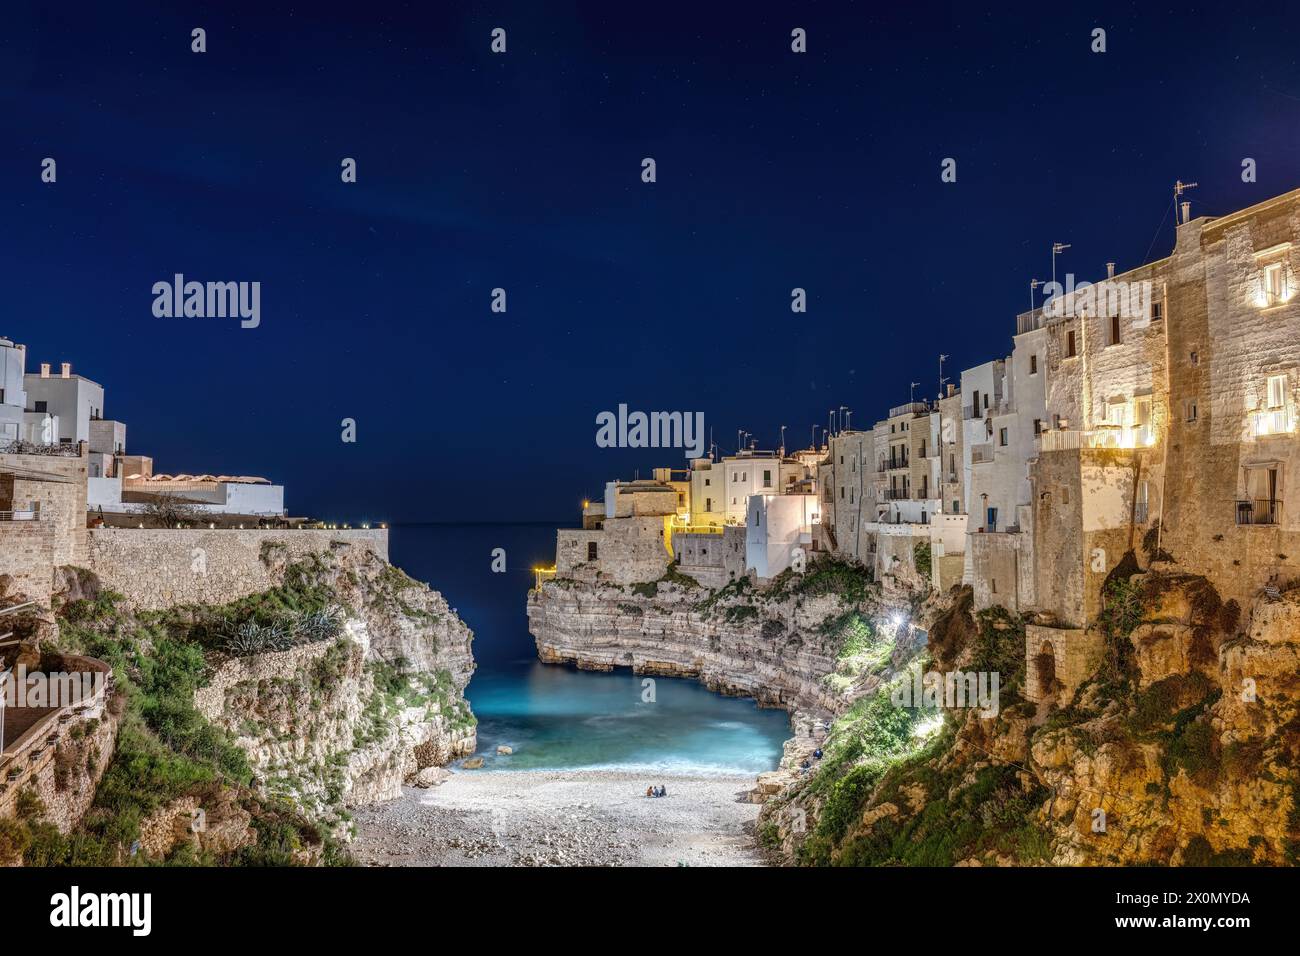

{"left": 195, "top": 547, "right": 477, "bottom": 835}
{"left": 529, "top": 575, "right": 861, "bottom": 715}
{"left": 761, "top": 574, "right": 1300, "bottom": 867}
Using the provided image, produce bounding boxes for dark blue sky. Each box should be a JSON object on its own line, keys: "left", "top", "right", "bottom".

{"left": 4, "top": 2, "right": 1299, "bottom": 522}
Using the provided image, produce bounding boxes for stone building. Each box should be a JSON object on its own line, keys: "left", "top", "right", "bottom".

{"left": 0, "top": 445, "right": 89, "bottom": 606}
{"left": 1159, "top": 187, "right": 1300, "bottom": 607}
{"left": 554, "top": 478, "right": 678, "bottom": 585}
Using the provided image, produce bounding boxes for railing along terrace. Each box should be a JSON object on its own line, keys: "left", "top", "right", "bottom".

{"left": 0, "top": 440, "right": 81, "bottom": 458}
{"left": 1236, "top": 499, "right": 1282, "bottom": 526}
{"left": 0, "top": 511, "right": 40, "bottom": 522}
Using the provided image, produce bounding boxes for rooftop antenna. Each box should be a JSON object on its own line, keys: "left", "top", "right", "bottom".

{"left": 812, "top": 424, "right": 819, "bottom": 450}
{"left": 827, "top": 409, "right": 834, "bottom": 441}
{"left": 938, "top": 354, "right": 949, "bottom": 399}
{"left": 1175, "top": 179, "right": 1199, "bottom": 223}
{"left": 1029, "top": 278, "right": 1042, "bottom": 318}
{"left": 838, "top": 405, "right": 848, "bottom": 433}
{"left": 779, "top": 425, "right": 786, "bottom": 458}
{"left": 910, "top": 381, "right": 920, "bottom": 403}
{"left": 845, "top": 409, "right": 852, "bottom": 431}
{"left": 1051, "top": 243, "right": 1070, "bottom": 289}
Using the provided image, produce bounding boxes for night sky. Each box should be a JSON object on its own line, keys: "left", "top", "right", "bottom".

{"left": 4, "top": 2, "right": 1299, "bottom": 523}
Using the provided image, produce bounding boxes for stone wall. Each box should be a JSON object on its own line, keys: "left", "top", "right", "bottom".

{"left": 1023, "top": 625, "right": 1106, "bottom": 704}
{"left": 554, "top": 516, "right": 671, "bottom": 586}
{"left": 86, "top": 527, "right": 389, "bottom": 610}
{"left": 0, "top": 449, "right": 88, "bottom": 568}
{"left": 0, "top": 519, "right": 57, "bottom": 606}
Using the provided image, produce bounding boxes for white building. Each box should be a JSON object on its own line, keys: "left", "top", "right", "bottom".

{"left": 0, "top": 338, "right": 63, "bottom": 445}
{"left": 23, "top": 361, "right": 104, "bottom": 446}
{"left": 745, "top": 491, "right": 820, "bottom": 581}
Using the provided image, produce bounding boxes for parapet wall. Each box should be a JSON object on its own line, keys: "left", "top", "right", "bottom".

{"left": 87, "top": 527, "right": 389, "bottom": 610}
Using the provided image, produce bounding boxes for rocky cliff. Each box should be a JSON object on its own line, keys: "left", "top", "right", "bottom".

{"left": 759, "top": 567, "right": 1300, "bottom": 867}
{"left": 1, "top": 542, "right": 476, "bottom": 866}
{"left": 528, "top": 559, "right": 923, "bottom": 804}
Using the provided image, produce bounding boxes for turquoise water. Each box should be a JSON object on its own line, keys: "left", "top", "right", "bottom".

{"left": 389, "top": 524, "right": 791, "bottom": 774}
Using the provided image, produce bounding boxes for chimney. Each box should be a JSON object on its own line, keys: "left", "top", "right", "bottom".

{"left": 1181, "top": 201, "right": 1191, "bottom": 224}
{"left": 39, "top": 363, "right": 50, "bottom": 378}
{"left": 947, "top": 384, "right": 956, "bottom": 398}
{"left": 60, "top": 362, "right": 71, "bottom": 378}
{"left": 1106, "top": 262, "right": 1116, "bottom": 279}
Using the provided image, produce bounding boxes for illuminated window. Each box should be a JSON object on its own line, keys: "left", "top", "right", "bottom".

{"left": 1265, "top": 263, "right": 1286, "bottom": 306}
{"left": 1267, "top": 374, "right": 1287, "bottom": 409}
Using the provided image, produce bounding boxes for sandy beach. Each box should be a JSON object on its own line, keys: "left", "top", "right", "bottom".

{"left": 350, "top": 769, "right": 768, "bottom": 867}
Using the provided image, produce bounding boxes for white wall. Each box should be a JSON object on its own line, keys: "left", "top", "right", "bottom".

{"left": 745, "top": 492, "right": 818, "bottom": 579}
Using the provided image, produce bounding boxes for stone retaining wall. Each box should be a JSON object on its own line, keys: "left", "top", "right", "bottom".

{"left": 87, "top": 527, "right": 389, "bottom": 610}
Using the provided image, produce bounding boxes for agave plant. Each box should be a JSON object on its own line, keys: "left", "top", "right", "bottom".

{"left": 224, "top": 619, "right": 293, "bottom": 655}
{"left": 295, "top": 606, "right": 343, "bottom": 643}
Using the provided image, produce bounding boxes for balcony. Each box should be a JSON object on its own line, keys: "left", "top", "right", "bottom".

{"left": 970, "top": 444, "right": 994, "bottom": 464}
{"left": 1236, "top": 499, "right": 1281, "bottom": 526}
{"left": 0, "top": 440, "right": 81, "bottom": 458}
{"left": 0, "top": 510, "right": 40, "bottom": 522}
{"left": 882, "top": 489, "right": 911, "bottom": 501}
{"left": 889, "top": 401, "right": 930, "bottom": 418}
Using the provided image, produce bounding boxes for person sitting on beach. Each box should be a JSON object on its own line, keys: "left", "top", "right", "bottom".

{"left": 660, "top": 785, "right": 668, "bottom": 798}
{"left": 646, "top": 786, "right": 654, "bottom": 797}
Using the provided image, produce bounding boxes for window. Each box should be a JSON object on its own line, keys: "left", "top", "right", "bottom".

{"left": 953, "top": 500, "right": 960, "bottom": 513}
{"left": 762, "top": 469, "right": 772, "bottom": 487}
{"left": 0, "top": 388, "right": 4, "bottom": 403}
{"left": 1136, "top": 480, "right": 1150, "bottom": 524}
{"left": 1185, "top": 399, "right": 1198, "bottom": 423}
{"left": 704, "top": 478, "right": 710, "bottom": 487}
{"left": 1029, "top": 354, "right": 1038, "bottom": 375}
{"left": 1066, "top": 330, "right": 1077, "bottom": 357}
{"left": 705, "top": 497, "right": 712, "bottom": 512}
{"left": 850, "top": 489, "right": 855, "bottom": 504}
{"left": 1267, "top": 374, "right": 1287, "bottom": 409}
{"left": 34, "top": 400, "right": 48, "bottom": 413}
{"left": 999, "top": 427, "right": 1008, "bottom": 446}
{"left": 587, "top": 541, "right": 598, "bottom": 561}
{"left": 991, "top": 578, "right": 998, "bottom": 595}
{"left": 1265, "top": 262, "right": 1286, "bottom": 306}
{"left": 1151, "top": 301, "right": 1163, "bottom": 322}
{"left": 1109, "top": 314, "right": 1122, "bottom": 346}
{"left": 840, "top": 486, "right": 845, "bottom": 499}
{"left": 754, "top": 510, "right": 760, "bottom": 526}
{"left": 986, "top": 507, "right": 998, "bottom": 530}
{"left": 1033, "top": 418, "right": 1043, "bottom": 435}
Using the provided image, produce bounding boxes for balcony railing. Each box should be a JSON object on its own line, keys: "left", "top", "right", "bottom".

{"left": 882, "top": 489, "right": 911, "bottom": 501}
{"left": 889, "top": 401, "right": 930, "bottom": 419}
{"left": 0, "top": 510, "right": 40, "bottom": 522}
{"left": 0, "top": 440, "right": 80, "bottom": 458}
{"left": 971, "top": 444, "right": 994, "bottom": 464}
{"left": 1236, "top": 499, "right": 1281, "bottom": 526}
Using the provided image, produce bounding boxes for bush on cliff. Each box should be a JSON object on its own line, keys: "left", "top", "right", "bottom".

{"left": 37, "top": 577, "right": 349, "bottom": 867}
